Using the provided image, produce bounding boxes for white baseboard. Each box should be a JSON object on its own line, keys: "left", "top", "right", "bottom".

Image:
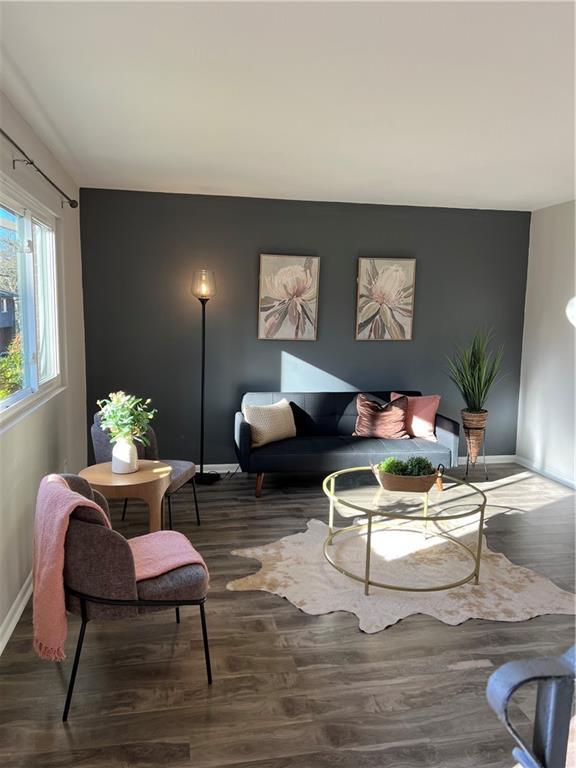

{"left": 457, "top": 454, "right": 517, "bottom": 466}
{"left": 0, "top": 570, "right": 32, "bottom": 656}
{"left": 515, "top": 456, "right": 576, "bottom": 490}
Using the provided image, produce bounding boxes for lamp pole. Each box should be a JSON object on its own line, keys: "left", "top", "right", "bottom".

{"left": 199, "top": 297, "right": 208, "bottom": 477}
{"left": 192, "top": 269, "right": 220, "bottom": 485}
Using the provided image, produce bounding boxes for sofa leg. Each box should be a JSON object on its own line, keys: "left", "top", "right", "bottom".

{"left": 255, "top": 473, "right": 264, "bottom": 498}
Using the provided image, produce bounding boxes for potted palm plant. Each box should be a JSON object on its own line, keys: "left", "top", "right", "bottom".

{"left": 97, "top": 391, "right": 157, "bottom": 474}
{"left": 446, "top": 329, "right": 503, "bottom": 465}
{"left": 372, "top": 456, "right": 442, "bottom": 493}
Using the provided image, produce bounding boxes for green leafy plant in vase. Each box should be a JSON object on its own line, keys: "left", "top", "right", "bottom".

{"left": 372, "top": 456, "right": 442, "bottom": 492}
{"left": 97, "top": 391, "right": 157, "bottom": 474}
{"left": 446, "top": 329, "right": 503, "bottom": 465}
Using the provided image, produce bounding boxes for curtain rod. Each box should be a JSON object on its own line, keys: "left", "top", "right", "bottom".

{"left": 0, "top": 127, "right": 78, "bottom": 209}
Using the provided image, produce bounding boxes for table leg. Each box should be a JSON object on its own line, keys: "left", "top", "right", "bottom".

{"left": 364, "top": 514, "right": 373, "bottom": 596}
{"left": 475, "top": 503, "right": 486, "bottom": 584}
{"left": 328, "top": 477, "right": 335, "bottom": 544}
{"left": 140, "top": 485, "right": 166, "bottom": 533}
{"left": 423, "top": 492, "right": 429, "bottom": 539}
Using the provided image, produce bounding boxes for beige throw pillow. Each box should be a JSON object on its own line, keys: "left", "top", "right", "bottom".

{"left": 243, "top": 399, "right": 297, "bottom": 448}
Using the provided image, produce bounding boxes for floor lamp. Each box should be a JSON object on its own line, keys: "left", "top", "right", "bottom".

{"left": 191, "top": 269, "right": 220, "bottom": 485}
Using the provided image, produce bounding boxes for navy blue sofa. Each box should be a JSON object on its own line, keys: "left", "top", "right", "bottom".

{"left": 234, "top": 391, "right": 460, "bottom": 496}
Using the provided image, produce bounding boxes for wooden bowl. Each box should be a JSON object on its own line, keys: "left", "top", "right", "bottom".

{"left": 371, "top": 466, "right": 438, "bottom": 493}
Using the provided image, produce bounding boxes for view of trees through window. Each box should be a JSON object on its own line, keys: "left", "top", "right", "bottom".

{"left": 0, "top": 195, "right": 59, "bottom": 408}
{"left": 0, "top": 204, "right": 24, "bottom": 400}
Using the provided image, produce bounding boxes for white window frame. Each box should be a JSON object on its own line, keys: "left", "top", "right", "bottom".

{"left": 0, "top": 173, "right": 65, "bottom": 427}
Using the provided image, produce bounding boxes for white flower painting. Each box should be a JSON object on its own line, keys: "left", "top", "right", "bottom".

{"left": 356, "top": 258, "right": 416, "bottom": 340}
{"left": 258, "top": 254, "right": 320, "bottom": 340}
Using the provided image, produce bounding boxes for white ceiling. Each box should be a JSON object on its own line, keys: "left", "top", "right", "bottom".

{"left": 0, "top": 1, "right": 574, "bottom": 211}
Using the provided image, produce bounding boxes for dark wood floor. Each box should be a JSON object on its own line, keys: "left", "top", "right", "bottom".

{"left": 1, "top": 464, "right": 574, "bottom": 767}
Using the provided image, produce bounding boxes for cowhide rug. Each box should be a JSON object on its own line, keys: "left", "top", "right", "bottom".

{"left": 227, "top": 518, "right": 575, "bottom": 633}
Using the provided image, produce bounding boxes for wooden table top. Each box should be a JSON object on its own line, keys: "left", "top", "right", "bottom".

{"left": 79, "top": 460, "right": 172, "bottom": 489}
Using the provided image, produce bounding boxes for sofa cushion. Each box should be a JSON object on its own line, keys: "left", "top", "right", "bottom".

{"left": 243, "top": 398, "right": 296, "bottom": 447}
{"left": 391, "top": 392, "right": 440, "bottom": 441}
{"left": 354, "top": 393, "right": 409, "bottom": 439}
{"left": 242, "top": 391, "right": 421, "bottom": 436}
{"left": 249, "top": 435, "right": 451, "bottom": 473}
{"left": 289, "top": 402, "right": 320, "bottom": 436}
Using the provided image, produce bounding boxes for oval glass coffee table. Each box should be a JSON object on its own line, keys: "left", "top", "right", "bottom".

{"left": 322, "top": 467, "right": 487, "bottom": 595}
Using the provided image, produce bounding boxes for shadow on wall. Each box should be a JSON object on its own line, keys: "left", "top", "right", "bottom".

{"left": 281, "top": 351, "right": 359, "bottom": 392}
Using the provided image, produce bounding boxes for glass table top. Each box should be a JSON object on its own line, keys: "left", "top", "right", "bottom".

{"left": 324, "top": 467, "right": 486, "bottom": 522}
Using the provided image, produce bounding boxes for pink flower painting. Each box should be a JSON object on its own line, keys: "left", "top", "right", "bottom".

{"left": 356, "top": 258, "right": 415, "bottom": 340}
{"left": 259, "top": 255, "right": 320, "bottom": 340}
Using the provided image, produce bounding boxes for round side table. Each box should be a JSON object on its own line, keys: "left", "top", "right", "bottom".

{"left": 322, "top": 466, "right": 487, "bottom": 595}
{"left": 79, "top": 460, "right": 172, "bottom": 532}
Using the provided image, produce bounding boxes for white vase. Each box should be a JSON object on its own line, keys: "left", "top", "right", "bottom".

{"left": 111, "top": 437, "right": 138, "bottom": 474}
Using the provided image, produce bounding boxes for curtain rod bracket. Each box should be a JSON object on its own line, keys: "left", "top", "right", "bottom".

{"left": 1, "top": 127, "right": 79, "bottom": 210}
{"left": 12, "top": 158, "right": 33, "bottom": 170}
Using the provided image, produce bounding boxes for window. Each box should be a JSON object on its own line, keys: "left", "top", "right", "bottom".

{"left": 0, "top": 185, "right": 60, "bottom": 413}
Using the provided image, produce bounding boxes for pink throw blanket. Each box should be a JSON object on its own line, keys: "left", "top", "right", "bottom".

{"left": 33, "top": 474, "right": 111, "bottom": 662}
{"left": 128, "top": 531, "right": 208, "bottom": 582}
{"left": 34, "top": 475, "right": 209, "bottom": 662}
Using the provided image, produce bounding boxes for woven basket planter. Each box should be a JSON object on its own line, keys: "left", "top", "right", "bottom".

{"left": 461, "top": 409, "right": 488, "bottom": 465}
{"left": 372, "top": 467, "right": 438, "bottom": 493}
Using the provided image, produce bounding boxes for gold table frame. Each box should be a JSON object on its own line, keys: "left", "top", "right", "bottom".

{"left": 322, "top": 467, "right": 487, "bottom": 596}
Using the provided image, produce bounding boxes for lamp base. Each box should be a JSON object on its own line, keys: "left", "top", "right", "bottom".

{"left": 195, "top": 472, "right": 221, "bottom": 485}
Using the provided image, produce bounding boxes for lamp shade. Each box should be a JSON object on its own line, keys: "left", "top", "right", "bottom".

{"left": 191, "top": 270, "right": 216, "bottom": 300}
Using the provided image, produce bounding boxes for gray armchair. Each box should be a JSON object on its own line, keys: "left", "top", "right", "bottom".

{"left": 60, "top": 474, "right": 212, "bottom": 721}
{"left": 91, "top": 413, "right": 200, "bottom": 527}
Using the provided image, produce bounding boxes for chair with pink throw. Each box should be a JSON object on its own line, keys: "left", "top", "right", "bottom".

{"left": 33, "top": 474, "right": 211, "bottom": 721}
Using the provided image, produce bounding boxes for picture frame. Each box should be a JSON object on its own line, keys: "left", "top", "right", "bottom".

{"left": 258, "top": 254, "right": 320, "bottom": 341}
{"left": 355, "top": 257, "right": 416, "bottom": 341}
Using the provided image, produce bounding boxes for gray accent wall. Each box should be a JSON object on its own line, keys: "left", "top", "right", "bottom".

{"left": 80, "top": 189, "right": 530, "bottom": 463}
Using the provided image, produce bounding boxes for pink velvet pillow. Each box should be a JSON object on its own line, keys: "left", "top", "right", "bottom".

{"left": 354, "top": 394, "right": 409, "bottom": 439}
{"left": 391, "top": 392, "right": 441, "bottom": 441}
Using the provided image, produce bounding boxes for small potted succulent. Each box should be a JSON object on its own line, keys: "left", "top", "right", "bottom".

{"left": 372, "top": 456, "right": 442, "bottom": 493}
{"left": 97, "top": 391, "right": 157, "bottom": 474}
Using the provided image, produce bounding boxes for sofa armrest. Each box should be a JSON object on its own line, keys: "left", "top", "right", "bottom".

{"left": 234, "top": 411, "right": 252, "bottom": 471}
{"left": 435, "top": 413, "right": 460, "bottom": 468}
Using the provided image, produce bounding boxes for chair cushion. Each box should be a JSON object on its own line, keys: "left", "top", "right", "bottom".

{"left": 164, "top": 459, "right": 196, "bottom": 494}
{"left": 137, "top": 564, "right": 208, "bottom": 611}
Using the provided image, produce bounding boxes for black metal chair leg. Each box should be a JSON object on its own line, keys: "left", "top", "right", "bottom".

{"left": 175, "top": 607, "right": 180, "bottom": 624}
{"left": 121, "top": 498, "right": 128, "bottom": 521}
{"left": 192, "top": 478, "right": 200, "bottom": 526}
{"left": 167, "top": 494, "right": 173, "bottom": 530}
{"left": 199, "top": 602, "right": 212, "bottom": 685}
{"left": 62, "top": 601, "right": 88, "bottom": 722}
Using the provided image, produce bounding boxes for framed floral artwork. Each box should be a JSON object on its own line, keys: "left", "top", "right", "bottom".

{"left": 356, "top": 257, "right": 416, "bottom": 340}
{"left": 258, "top": 254, "right": 320, "bottom": 340}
